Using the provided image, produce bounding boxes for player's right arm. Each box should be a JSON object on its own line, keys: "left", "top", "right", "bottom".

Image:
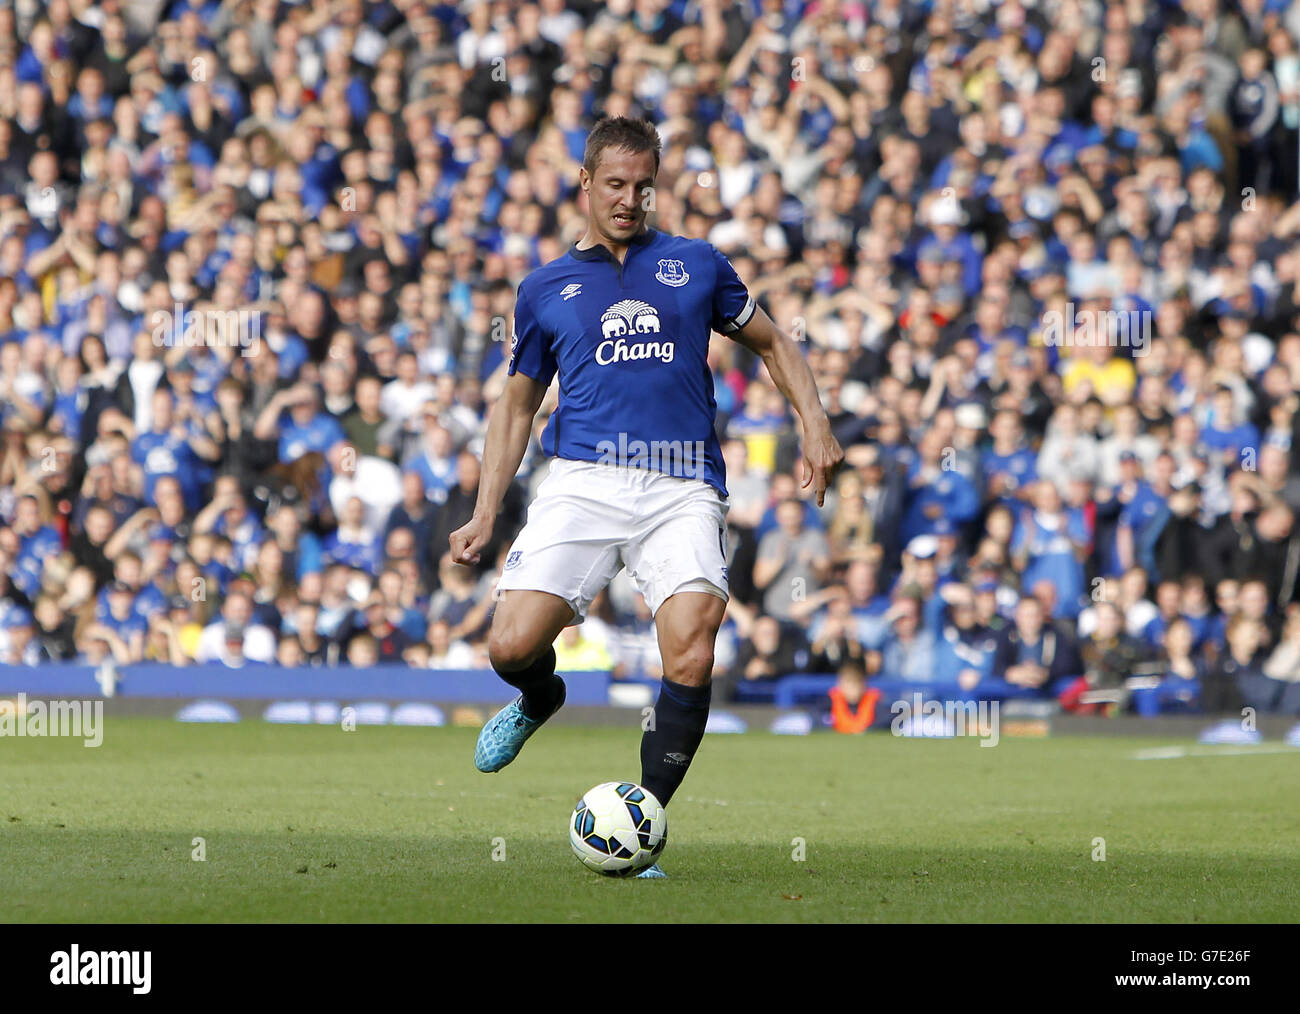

{"left": 450, "top": 370, "right": 548, "bottom": 565}
{"left": 453, "top": 282, "right": 556, "bottom": 565}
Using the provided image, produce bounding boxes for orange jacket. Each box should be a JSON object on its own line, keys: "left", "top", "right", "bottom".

{"left": 829, "top": 685, "right": 880, "bottom": 733}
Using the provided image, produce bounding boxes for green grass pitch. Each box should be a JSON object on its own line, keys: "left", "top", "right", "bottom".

{"left": 4, "top": 718, "right": 1298, "bottom": 922}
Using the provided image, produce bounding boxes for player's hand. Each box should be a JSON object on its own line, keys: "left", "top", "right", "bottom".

{"left": 801, "top": 428, "right": 844, "bottom": 508}
{"left": 450, "top": 514, "right": 494, "bottom": 566}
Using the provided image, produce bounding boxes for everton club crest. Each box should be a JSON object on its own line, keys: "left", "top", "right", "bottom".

{"left": 655, "top": 259, "right": 689, "bottom": 287}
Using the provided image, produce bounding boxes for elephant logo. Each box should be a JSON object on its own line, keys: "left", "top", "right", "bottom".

{"left": 595, "top": 299, "right": 672, "bottom": 366}
{"left": 599, "top": 299, "right": 660, "bottom": 340}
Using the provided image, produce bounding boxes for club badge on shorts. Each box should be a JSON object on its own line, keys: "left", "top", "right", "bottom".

{"left": 655, "top": 259, "right": 689, "bottom": 287}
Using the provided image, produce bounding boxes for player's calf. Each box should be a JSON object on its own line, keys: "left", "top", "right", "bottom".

{"left": 488, "top": 590, "right": 572, "bottom": 720}
{"left": 639, "top": 591, "right": 725, "bottom": 806}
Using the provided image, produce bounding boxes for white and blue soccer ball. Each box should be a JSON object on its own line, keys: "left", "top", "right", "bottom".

{"left": 569, "top": 781, "right": 667, "bottom": 876}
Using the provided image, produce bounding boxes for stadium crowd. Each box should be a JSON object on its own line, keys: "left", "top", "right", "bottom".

{"left": 2, "top": 0, "right": 1300, "bottom": 720}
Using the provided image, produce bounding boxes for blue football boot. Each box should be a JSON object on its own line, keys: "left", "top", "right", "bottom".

{"left": 473, "top": 682, "right": 565, "bottom": 773}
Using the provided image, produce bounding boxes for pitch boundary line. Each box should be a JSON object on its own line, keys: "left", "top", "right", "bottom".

{"left": 1132, "top": 745, "right": 1300, "bottom": 761}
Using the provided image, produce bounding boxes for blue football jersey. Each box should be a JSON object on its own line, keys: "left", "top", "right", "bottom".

{"left": 507, "top": 228, "right": 755, "bottom": 496}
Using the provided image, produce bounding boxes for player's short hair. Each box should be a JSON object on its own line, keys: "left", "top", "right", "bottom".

{"left": 582, "top": 115, "right": 661, "bottom": 178}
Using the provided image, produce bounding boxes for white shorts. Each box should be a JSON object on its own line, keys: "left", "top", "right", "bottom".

{"left": 496, "top": 458, "right": 730, "bottom": 623}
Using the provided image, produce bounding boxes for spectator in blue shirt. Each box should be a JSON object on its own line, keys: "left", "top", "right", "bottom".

{"left": 323, "top": 496, "right": 383, "bottom": 576}
{"left": 255, "top": 383, "right": 344, "bottom": 465}
{"left": 130, "top": 388, "right": 204, "bottom": 510}
{"left": 933, "top": 587, "right": 999, "bottom": 694}
{"left": 901, "top": 429, "right": 980, "bottom": 545}
{"left": 1012, "top": 481, "right": 1091, "bottom": 619}
{"left": 982, "top": 407, "right": 1038, "bottom": 504}
{"left": 1132, "top": 617, "right": 1204, "bottom": 716}
{"left": 992, "top": 596, "right": 1085, "bottom": 697}
{"left": 1200, "top": 386, "right": 1260, "bottom": 472}
{"left": 872, "top": 595, "right": 937, "bottom": 684}
{"left": 99, "top": 580, "right": 147, "bottom": 661}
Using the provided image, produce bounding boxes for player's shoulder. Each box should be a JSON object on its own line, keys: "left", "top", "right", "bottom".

{"left": 516, "top": 252, "right": 579, "bottom": 305}
{"left": 648, "top": 230, "right": 725, "bottom": 262}
{"left": 641, "top": 231, "right": 731, "bottom": 289}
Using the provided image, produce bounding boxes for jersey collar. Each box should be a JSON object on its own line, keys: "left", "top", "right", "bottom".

{"left": 569, "top": 227, "right": 657, "bottom": 264}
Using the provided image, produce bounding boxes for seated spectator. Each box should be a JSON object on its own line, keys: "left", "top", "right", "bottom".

{"left": 1037, "top": 403, "right": 1100, "bottom": 493}
{"left": 265, "top": 504, "right": 324, "bottom": 582}
{"left": 403, "top": 421, "right": 458, "bottom": 503}
{"left": 934, "top": 585, "right": 999, "bottom": 694}
{"left": 1201, "top": 616, "right": 1273, "bottom": 715}
{"left": 384, "top": 470, "right": 439, "bottom": 572}
{"left": 1132, "top": 617, "right": 1205, "bottom": 717}
{"left": 276, "top": 636, "right": 305, "bottom": 668}
{"left": 33, "top": 594, "right": 76, "bottom": 660}
{"left": 0, "top": 607, "right": 43, "bottom": 665}
{"left": 347, "top": 633, "right": 380, "bottom": 667}
{"left": 328, "top": 439, "right": 403, "bottom": 532}
{"left": 354, "top": 593, "right": 411, "bottom": 664}
{"left": 1011, "top": 480, "right": 1090, "bottom": 619}
{"left": 607, "top": 595, "right": 664, "bottom": 680}
{"left": 376, "top": 567, "right": 426, "bottom": 643}
{"left": 806, "top": 591, "right": 865, "bottom": 672}
{"left": 343, "top": 374, "right": 400, "bottom": 461}
{"left": 323, "top": 496, "right": 383, "bottom": 575}
{"left": 426, "top": 619, "right": 476, "bottom": 670}
{"left": 427, "top": 553, "right": 491, "bottom": 642}
{"left": 256, "top": 383, "right": 345, "bottom": 466}
{"left": 899, "top": 428, "right": 979, "bottom": 545}
{"left": 754, "top": 497, "right": 831, "bottom": 620}
{"left": 1060, "top": 600, "right": 1153, "bottom": 713}
{"left": 731, "top": 615, "right": 809, "bottom": 685}
{"left": 316, "top": 565, "right": 363, "bottom": 645}
{"left": 195, "top": 590, "right": 276, "bottom": 665}
{"left": 826, "top": 470, "right": 875, "bottom": 564}
{"left": 981, "top": 407, "right": 1038, "bottom": 504}
{"left": 870, "top": 595, "right": 936, "bottom": 685}
{"left": 98, "top": 580, "right": 147, "bottom": 662}
{"left": 992, "top": 596, "right": 1084, "bottom": 697}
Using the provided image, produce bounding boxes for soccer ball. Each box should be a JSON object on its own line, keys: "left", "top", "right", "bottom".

{"left": 569, "top": 781, "right": 667, "bottom": 876}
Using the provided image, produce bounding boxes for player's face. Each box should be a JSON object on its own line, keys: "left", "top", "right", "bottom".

{"left": 581, "top": 147, "right": 656, "bottom": 248}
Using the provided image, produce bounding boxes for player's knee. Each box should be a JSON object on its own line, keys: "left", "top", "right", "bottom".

{"left": 488, "top": 628, "right": 544, "bottom": 673}
{"left": 671, "top": 639, "right": 715, "bottom": 684}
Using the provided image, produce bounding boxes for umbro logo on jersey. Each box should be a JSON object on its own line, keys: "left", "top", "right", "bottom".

{"left": 596, "top": 299, "right": 673, "bottom": 365}
{"left": 561, "top": 283, "right": 582, "bottom": 301}
{"left": 655, "top": 259, "right": 689, "bottom": 287}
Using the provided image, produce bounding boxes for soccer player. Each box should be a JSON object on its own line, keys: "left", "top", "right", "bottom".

{"left": 450, "top": 117, "right": 843, "bottom": 877}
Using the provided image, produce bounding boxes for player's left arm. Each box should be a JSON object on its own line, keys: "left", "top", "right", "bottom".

{"left": 729, "top": 305, "right": 844, "bottom": 506}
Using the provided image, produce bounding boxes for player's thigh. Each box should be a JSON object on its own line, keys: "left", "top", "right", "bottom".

{"left": 623, "top": 493, "right": 729, "bottom": 619}
{"left": 496, "top": 473, "right": 628, "bottom": 626}
{"left": 488, "top": 589, "right": 577, "bottom": 669}
{"left": 654, "top": 591, "right": 727, "bottom": 684}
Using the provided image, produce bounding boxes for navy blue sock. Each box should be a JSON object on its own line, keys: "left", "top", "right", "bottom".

{"left": 640, "top": 677, "right": 711, "bottom": 807}
{"left": 496, "top": 646, "right": 563, "bottom": 720}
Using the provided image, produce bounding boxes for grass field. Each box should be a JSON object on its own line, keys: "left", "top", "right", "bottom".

{"left": 3, "top": 717, "right": 1298, "bottom": 922}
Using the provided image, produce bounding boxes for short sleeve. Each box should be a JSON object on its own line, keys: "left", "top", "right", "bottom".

{"left": 507, "top": 285, "right": 557, "bottom": 385}
{"left": 709, "top": 244, "right": 756, "bottom": 335}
